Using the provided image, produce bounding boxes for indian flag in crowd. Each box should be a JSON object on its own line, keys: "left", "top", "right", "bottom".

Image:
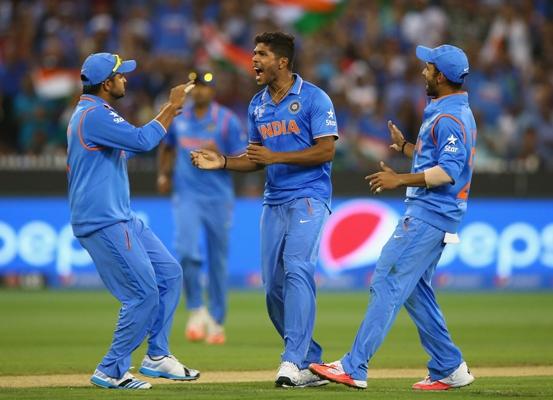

{"left": 32, "top": 68, "right": 81, "bottom": 99}
{"left": 200, "top": 24, "right": 253, "bottom": 75}
{"left": 267, "top": 0, "right": 347, "bottom": 34}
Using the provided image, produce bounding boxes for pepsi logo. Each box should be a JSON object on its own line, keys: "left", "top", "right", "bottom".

{"left": 320, "top": 200, "right": 399, "bottom": 274}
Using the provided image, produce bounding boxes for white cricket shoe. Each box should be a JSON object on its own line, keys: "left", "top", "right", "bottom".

{"left": 412, "top": 361, "right": 475, "bottom": 390}
{"left": 205, "top": 313, "right": 226, "bottom": 345}
{"left": 275, "top": 361, "right": 299, "bottom": 387}
{"left": 289, "top": 368, "right": 330, "bottom": 388}
{"left": 275, "top": 361, "right": 329, "bottom": 388}
{"left": 185, "top": 306, "right": 208, "bottom": 341}
{"left": 90, "top": 369, "right": 151, "bottom": 389}
{"left": 139, "top": 355, "right": 200, "bottom": 381}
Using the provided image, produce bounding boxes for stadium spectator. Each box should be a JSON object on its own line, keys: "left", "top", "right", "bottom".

{"left": 0, "top": 0, "right": 551, "bottom": 173}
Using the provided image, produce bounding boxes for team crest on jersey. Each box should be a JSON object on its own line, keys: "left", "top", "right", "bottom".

{"left": 288, "top": 101, "right": 301, "bottom": 114}
{"left": 254, "top": 105, "right": 266, "bottom": 119}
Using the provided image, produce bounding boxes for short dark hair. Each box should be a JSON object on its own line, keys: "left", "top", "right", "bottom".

{"left": 432, "top": 64, "right": 463, "bottom": 90}
{"left": 82, "top": 82, "right": 102, "bottom": 95}
{"left": 254, "top": 32, "right": 295, "bottom": 70}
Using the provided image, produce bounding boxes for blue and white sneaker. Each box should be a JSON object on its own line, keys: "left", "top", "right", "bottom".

{"left": 139, "top": 355, "right": 200, "bottom": 381}
{"left": 90, "top": 369, "right": 152, "bottom": 389}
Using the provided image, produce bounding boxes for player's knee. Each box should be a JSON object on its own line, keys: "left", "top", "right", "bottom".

{"left": 140, "top": 286, "right": 160, "bottom": 311}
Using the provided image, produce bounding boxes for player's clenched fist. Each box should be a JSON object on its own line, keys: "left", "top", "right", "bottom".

{"left": 168, "top": 80, "right": 195, "bottom": 109}
{"left": 190, "top": 149, "right": 225, "bottom": 170}
{"left": 246, "top": 144, "right": 275, "bottom": 165}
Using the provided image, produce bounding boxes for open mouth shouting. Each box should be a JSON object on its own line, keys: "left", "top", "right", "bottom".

{"left": 254, "top": 66, "right": 264, "bottom": 83}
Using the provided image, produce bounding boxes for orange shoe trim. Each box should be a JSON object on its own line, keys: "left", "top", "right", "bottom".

{"left": 309, "top": 364, "right": 362, "bottom": 388}
{"left": 412, "top": 380, "right": 452, "bottom": 391}
{"left": 205, "top": 333, "right": 226, "bottom": 345}
{"left": 185, "top": 328, "right": 206, "bottom": 342}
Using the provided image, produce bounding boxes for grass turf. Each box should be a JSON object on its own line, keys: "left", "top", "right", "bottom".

{"left": 0, "top": 290, "right": 552, "bottom": 399}
{"left": 1, "top": 291, "right": 552, "bottom": 375}
{"left": 1, "top": 378, "right": 553, "bottom": 400}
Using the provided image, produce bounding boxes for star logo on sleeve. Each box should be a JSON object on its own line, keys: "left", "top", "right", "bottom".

{"left": 444, "top": 134, "right": 459, "bottom": 153}
{"left": 109, "top": 110, "right": 125, "bottom": 123}
{"left": 327, "top": 109, "right": 334, "bottom": 119}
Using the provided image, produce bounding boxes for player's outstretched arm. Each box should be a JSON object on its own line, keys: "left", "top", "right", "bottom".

{"left": 388, "top": 120, "right": 414, "bottom": 159}
{"left": 191, "top": 149, "right": 262, "bottom": 172}
{"left": 154, "top": 81, "right": 195, "bottom": 131}
{"left": 365, "top": 161, "right": 426, "bottom": 194}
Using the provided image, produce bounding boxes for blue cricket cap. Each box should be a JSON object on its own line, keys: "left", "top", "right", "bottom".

{"left": 188, "top": 69, "right": 215, "bottom": 86}
{"left": 80, "top": 53, "right": 136, "bottom": 86}
{"left": 416, "top": 44, "right": 469, "bottom": 84}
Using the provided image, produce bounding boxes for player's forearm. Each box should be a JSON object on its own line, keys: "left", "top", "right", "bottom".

{"left": 154, "top": 103, "right": 179, "bottom": 131}
{"left": 396, "top": 172, "right": 427, "bottom": 187}
{"left": 402, "top": 142, "right": 415, "bottom": 159}
{"left": 157, "top": 144, "right": 174, "bottom": 177}
{"left": 226, "top": 153, "right": 264, "bottom": 172}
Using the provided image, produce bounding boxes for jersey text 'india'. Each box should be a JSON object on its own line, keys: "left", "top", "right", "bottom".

{"left": 258, "top": 119, "right": 300, "bottom": 139}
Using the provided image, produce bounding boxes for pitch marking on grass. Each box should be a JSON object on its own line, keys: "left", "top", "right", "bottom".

{"left": 1, "top": 367, "right": 553, "bottom": 388}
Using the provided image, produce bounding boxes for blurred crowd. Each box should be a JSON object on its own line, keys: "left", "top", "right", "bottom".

{"left": 0, "top": 0, "right": 552, "bottom": 173}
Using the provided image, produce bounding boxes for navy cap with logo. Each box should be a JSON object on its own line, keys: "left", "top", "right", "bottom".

{"left": 188, "top": 70, "right": 215, "bottom": 86}
{"left": 80, "top": 53, "right": 136, "bottom": 86}
{"left": 415, "top": 44, "right": 469, "bottom": 84}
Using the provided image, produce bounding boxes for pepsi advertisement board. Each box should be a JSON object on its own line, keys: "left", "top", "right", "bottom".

{"left": 1, "top": 197, "right": 552, "bottom": 290}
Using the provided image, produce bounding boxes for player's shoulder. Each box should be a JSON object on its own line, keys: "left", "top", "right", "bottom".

{"left": 300, "top": 79, "right": 327, "bottom": 95}
{"left": 300, "top": 79, "right": 332, "bottom": 104}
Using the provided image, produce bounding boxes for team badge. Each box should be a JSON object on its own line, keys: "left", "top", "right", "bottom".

{"left": 288, "top": 101, "right": 301, "bottom": 114}
{"left": 254, "top": 105, "right": 266, "bottom": 119}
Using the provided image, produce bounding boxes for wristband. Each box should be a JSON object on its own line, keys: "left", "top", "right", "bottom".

{"left": 400, "top": 140, "right": 408, "bottom": 154}
{"left": 223, "top": 155, "right": 227, "bottom": 169}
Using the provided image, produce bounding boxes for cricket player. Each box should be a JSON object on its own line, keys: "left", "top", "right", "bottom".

{"left": 191, "top": 32, "right": 337, "bottom": 388}
{"left": 310, "top": 44, "right": 477, "bottom": 391}
{"left": 67, "top": 52, "right": 199, "bottom": 389}
{"left": 158, "top": 69, "right": 247, "bottom": 345}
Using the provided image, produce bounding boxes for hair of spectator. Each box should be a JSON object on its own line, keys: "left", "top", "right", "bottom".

{"left": 255, "top": 32, "right": 295, "bottom": 71}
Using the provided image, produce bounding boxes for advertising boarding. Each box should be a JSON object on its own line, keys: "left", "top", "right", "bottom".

{"left": 0, "top": 197, "right": 552, "bottom": 290}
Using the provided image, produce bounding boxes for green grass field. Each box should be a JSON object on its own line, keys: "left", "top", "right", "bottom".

{"left": 1, "top": 290, "right": 552, "bottom": 399}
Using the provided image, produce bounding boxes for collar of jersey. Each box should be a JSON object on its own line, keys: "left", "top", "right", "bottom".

{"left": 79, "top": 94, "right": 109, "bottom": 106}
{"left": 261, "top": 73, "right": 303, "bottom": 103}
{"left": 430, "top": 91, "right": 468, "bottom": 104}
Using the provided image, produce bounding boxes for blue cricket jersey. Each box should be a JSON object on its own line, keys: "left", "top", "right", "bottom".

{"left": 164, "top": 102, "right": 247, "bottom": 200}
{"left": 248, "top": 74, "right": 339, "bottom": 206}
{"left": 405, "top": 92, "right": 477, "bottom": 233}
{"left": 67, "top": 94, "right": 166, "bottom": 237}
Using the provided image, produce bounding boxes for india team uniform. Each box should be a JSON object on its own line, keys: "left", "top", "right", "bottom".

{"left": 341, "top": 93, "right": 477, "bottom": 381}
{"left": 248, "top": 74, "right": 338, "bottom": 369}
{"left": 164, "top": 102, "right": 246, "bottom": 324}
{"left": 67, "top": 94, "right": 182, "bottom": 379}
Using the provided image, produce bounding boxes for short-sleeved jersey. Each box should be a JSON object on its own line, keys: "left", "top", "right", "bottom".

{"left": 67, "top": 94, "right": 166, "bottom": 237}
{"left": 248, "top": 74, "right": 338, "bottom": 206}
{"left": 164, "top": 102, "right": 247, "bottom": 200}
{"left": 405, "top": 92, "right": 477, "bottom": 233}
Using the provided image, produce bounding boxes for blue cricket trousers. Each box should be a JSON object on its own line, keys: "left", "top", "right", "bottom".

{"left": 261, "top": 197, "right": 329, "bottom": 369}
{"left": 172, "top": 194, "right": 232, "bottom": 324}
{"left": 341, "top": 216, "right": 463, "bottom": 381}
{"left": 78, "top": 215, "right": 183, "bottom": 379}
